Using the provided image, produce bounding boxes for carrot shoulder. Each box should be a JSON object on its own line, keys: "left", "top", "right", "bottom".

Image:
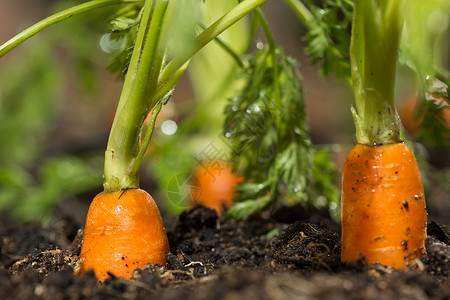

{"left": 79, "top": 189, "right": 169, "bottom": 282}
{"left": 341, "top": 143, "right": 427, "bottom": 268}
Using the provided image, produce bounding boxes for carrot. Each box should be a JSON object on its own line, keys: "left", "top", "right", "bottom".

{"left": 191, "top": 161, "right": 243, "bottom": 213}
{"left": 341, "top": 0, "right": 430, "bottom": 268}
{"left": 398, "top": 94, "right": 422, "bottom": 134}
{"left": 77, "top": 0, "right": 173, "bottom": 282}
{"left": 79, "top": 189, "right": 169, "bottom": 282}
{"left": 341, "top": 143, "right": 427, "bottom": 268}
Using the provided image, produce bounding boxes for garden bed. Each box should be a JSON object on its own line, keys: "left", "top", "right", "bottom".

{"left": 1, "top": 202, "right": 449, "bottom": 299}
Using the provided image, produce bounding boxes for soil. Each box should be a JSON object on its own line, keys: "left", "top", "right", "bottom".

{"left": 0, "top": 202, "right": 449, "bottom": 300}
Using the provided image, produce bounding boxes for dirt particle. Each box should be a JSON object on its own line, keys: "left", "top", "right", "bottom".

{"left": 403, "top": 201, "right": 409, "bottom": 211}
{"left": 401, "top": 240, "right": 408, "bottom": 251}
{"left": 272, "top": 221, "right": 340, "bottom": 271}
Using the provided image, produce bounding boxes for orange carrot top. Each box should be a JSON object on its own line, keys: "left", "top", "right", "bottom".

{"left": 341, "top": 143, "right": 427, "bottom": 268}
{"left": 79, "top": 189, "right": 169, "bottom": 281}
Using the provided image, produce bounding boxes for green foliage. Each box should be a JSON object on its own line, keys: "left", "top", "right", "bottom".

{"left": 165, "top": 0, "right": 202, "bottom": 58}
{"left": 146, "top": 132, "right": 198, "bottom": 214}
{"left": 0, "top": 47, "right": 60, "bottom": 166}
{"left": 142, "top": 0, "right": 250, "bottom": 214}
{"left": 398, "top": 0, "right": 450, "bottom": 149}
{"left": 303, "top": 0, "right": 353, "bottom": 79}
{"left": 0, "top": 2, "right": 109, "bottom": 222}
{"left": 3, "top": 0, "right": 447, "bottom": 222}
{"left": 300, "top": 0, "right": 449, "bottom": 148}
{"left": 107, "top": 0, "right": 202, "bottom": 79}
{"left": 0, "top": 44, "right": 103, "bottom": 222}
{"left": 0, "top": 156, "right": 102, "bottom": 222}
{"left": 311, "top": 149, "right": 340, "bottom": 216}
{"left": 401, "top": 0, "right": 450, "bottom": 87}
{"left": 415, "top": 80, "right": 450, "bottom": 149}
{"left": 108, "top": 2, "right": 143, "bottom": 77}
{"left": 224, "top": 46, "right": 339, "bottom": 219}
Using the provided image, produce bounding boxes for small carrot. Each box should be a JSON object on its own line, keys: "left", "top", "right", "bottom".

{"left": 79, "top": 189, "right": 169, "bottom": 282}
{"left": 398, "top": 94, "right": 422, "bottom": 134}
{"left": 399, "top": 92, "right": 450, "bottom": 135}
{"left": 341, "top": 143, "right": 427, "bottom": 268}
{"left": 191, "top": 161, "right": 242, "bottom": 213}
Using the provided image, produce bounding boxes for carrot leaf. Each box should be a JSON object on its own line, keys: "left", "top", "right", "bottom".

{"left": 224, "top": 46, "right": 339, "bottom": 219}
{"left": 0, "top": 0, "right": 141, "bottom": 59}
{"left": 303, "top": 0, "right": 353, "bottom": 79}
{"left": 107, "top": 2, "right": 144, "bottom": 77}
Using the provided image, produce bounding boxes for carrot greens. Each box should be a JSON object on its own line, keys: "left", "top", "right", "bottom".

{"left": 287, "top": 0, "right": 353, "bottom": 79}
{"left": 349, "top": 0, "right": 405, "bottom": 146}
{"left": 0, "top": 0, "right": 142, "bottom": 59}
{"left": 223, "top": 45, "right": 339, "bottom": 219}
{"left": 286, "top": 0, "right": 449, "bottom": 147}
{"left": 0, "top": 6, "right": 112, "bottom": 222}
{"left": 104, "top": 0, "right": 270, "bottom": 192}
{"left": 104, "top": 0, "right": 169, "bottom": 191}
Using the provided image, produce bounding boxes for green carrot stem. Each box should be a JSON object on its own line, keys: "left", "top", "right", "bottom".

{"left": 128, "top": 100, "right": 163, "bottom": 178}
{"left": 154, "top": 21, "right": 249, "bottom": 104}
{"left": 104, "top": 0, "right": 168, "bottom": 192}
{"left": 282, "top": 0, "right": 313, "bottom": 24}
{"left": 198, "top": 23, "right": 246, "bottom": 68}
{"left": 255, "top": 8, "right": 275, "bottom": 50}
{"left": 255, "top": 8, "right": 280, "bottom": 103}
{"left": 155, "top": 0, "right": 269, "bottom": 102}
{"left": 350, "top": 0, "right": 404, "bottom": 145}
{"left": 153, "top": 60, "right": 190, "bottom": 105}
{"left": 105, "top": 0, "right": 270, "bottom": 191}
{"left": 0, "top": 0, "right": 142, "bottom": 58}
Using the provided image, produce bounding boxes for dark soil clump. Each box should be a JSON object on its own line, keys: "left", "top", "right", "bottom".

{"left": 0, "top": 206, "right": 449, "bottom": 299}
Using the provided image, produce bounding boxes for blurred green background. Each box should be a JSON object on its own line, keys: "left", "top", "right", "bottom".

{"left": 0, "top": 0, "right": 448, "bottom": 225}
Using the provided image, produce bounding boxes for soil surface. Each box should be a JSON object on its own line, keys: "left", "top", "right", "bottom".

{"left": 0, "top": 204, "right": 449, "bottom": 299}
